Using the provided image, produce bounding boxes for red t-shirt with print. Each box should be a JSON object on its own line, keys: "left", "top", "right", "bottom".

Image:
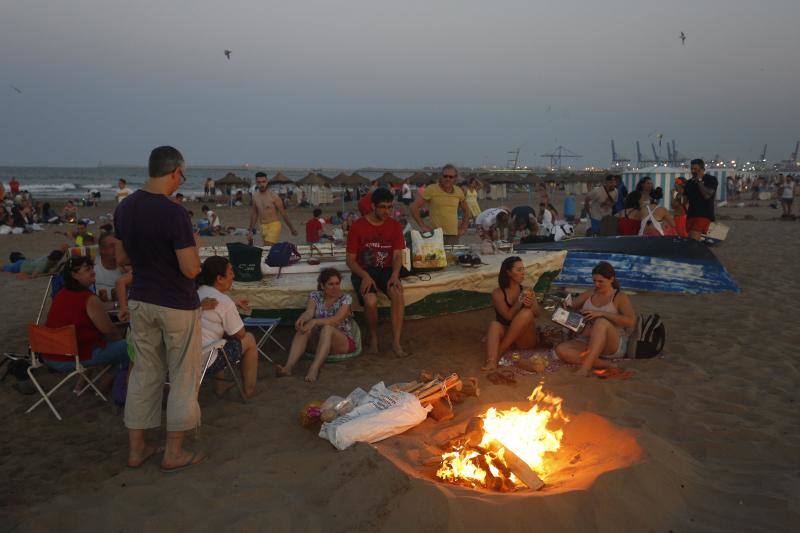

{"left": 346, "top": 216, "right": 405, "bottom": 269}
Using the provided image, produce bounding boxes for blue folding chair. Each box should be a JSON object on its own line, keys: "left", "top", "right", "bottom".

{"left": 242, "top": 317, "right": 284, "bottom": 363}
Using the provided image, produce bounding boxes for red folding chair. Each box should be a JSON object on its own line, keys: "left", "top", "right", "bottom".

{"left": 25, "top": 324, "right": 109, "bottom": 420}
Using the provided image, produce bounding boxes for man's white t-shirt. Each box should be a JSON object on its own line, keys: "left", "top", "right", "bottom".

{"left": 197, "top": 285, "right": 244, "bottom": 346}
{"left": 401, "top": 183, "right": 412, "bottom": 200}
{"left": 782, "top": 182, "right": 795, "bottom": 199}
{"left": 94, "top": 262, "right": 122, "bottom": 294}
{"left": 586, "top": 186, "right": 617, "bottom": 220}
{"left": 475, "top": 207, "right": 508, "bottom": 231}
{"left": 116, "top": 187, "right": 133, "bottom": 203}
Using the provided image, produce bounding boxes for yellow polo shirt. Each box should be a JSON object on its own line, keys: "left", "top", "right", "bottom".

{"left": 421, "top": 183, "right": 465, "bottom": 236}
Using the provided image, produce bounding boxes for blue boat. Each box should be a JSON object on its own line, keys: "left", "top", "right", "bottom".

{"left": 516, "top": 236, "right": 739, "bottom": 294}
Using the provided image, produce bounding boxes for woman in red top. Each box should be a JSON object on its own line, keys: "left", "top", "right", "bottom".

{"left": 617, "top": 192, "right": 643, "bottom": 236}
{"left": 45, "top": 256, "right": 128, "bottom": 371}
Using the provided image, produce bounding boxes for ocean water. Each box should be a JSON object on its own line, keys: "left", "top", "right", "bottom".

{"left": 0, "top": 166, "right": 390, "bottom": 199}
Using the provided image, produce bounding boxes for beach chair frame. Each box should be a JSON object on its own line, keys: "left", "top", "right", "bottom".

{"left": 25, "top": 324, "right": 110, "bottom": 421}
{"left": 199, "top": 339, "right": 247, "bottom": 403}
{"left": 243, "top": 317, "right": 285, "bottom": 363}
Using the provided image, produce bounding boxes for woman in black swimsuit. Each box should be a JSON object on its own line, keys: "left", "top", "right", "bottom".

{"left": 482, "top": 256, "right": 539, "bottom": 371}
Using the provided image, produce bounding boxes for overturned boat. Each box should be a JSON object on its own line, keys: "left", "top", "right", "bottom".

{"left": 516, "top": 236, "right": 738, "bottom": 294}
{"left": 200, "top": 245, "right": 567, "bottom": 320}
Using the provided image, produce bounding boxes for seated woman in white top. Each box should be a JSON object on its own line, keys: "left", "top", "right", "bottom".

{"left": 197, "top": 256, "right": 259, "bottom": 398}
{"left": 555, "top": 261, "right": 636, "bottom": 377}
{"left": 278, "top": 268, "right": 356, "bottom": 383}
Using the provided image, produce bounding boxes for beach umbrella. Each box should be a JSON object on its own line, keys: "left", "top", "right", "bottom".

{"left": 406, "top": 171, "right": 430, "bottom": 186}
{"left": 268, "top": 172, "right": 294, "bottom": 186}
{"left": 297, "top": 172, "right": 330, "bottom": 186}
{"left": 379, "top": 172, "right": 403, "bottom": 185}
{"left": 215, "top": 172, "right": 250, "bottom": 206}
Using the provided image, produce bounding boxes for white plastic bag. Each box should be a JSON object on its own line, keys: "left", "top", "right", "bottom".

{"left": 410, "top": 229, "right": 447, "bottom": 270}
{"left": 319, "top": 382, "right": 430, "bottom": 450}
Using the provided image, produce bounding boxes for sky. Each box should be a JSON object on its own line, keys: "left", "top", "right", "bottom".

{"left": 2, "top": 0, "right": 800, "bottom": 168}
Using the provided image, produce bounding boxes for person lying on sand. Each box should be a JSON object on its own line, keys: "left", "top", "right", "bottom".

{"left": 2, "top": 246, "right": 67, "bottom": 278}
{"left": 196, "top": 256, "right": 259, "bottom": 398}
{"left": 482, "top": 256, "right": 539, "bottom": 371}
{"left": 278, "top": 268, "right": 357, "bottom": 382}
{"left": 555, "top": 261, "right": 636, "bottom": 377}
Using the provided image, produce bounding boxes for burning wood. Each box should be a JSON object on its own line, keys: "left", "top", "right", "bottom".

{"left": 435, "top": 386, "right": 568, "bottom": 492}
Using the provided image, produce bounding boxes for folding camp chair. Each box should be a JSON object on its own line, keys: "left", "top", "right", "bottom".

{"left": 243, "top": 317, "right": 285, "bottom": 363}
{"left": 199, "top": 339, "right": 247, "bottom": 403}
{"left": 25, "top": 324, "right": 110, "bottom": 421}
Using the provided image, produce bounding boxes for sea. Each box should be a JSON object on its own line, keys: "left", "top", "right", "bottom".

{"left": 0, "top": 166, "right": 394, "bottom": 200}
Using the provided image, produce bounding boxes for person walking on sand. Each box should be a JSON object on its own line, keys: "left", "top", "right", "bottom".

{"left": 780, "top": 175, "right": 795, "bottom": 217}
{"left": 410, "top": 164, "right": 470, "bottom": 245}
{"left": 248, "top": 172, "right": 297, "bottom": 246}
{"left": 346, "top": 187, "right": 408, "bottom": 357}
{"left": 684, "top": 159, "right": 718, "bottom": 241}
{"left": 584, "top": 175, "right": 618, "bottom": 235}
{"left": 114, "top": 146, "right": 206, "bottom": 472}
{"left": 116, "top": 178, "right": 133, "bottom": 203}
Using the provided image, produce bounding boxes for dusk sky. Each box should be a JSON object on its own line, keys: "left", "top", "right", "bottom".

{"left": 2, "top": 0, "right": 799, "bottom": 168}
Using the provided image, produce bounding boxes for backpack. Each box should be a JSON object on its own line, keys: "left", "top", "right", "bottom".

{"left": 626, "top": 314, "right": 666, "bottom": 359}
{"left": 265, "top": 242, "right": 301, "bottom": 277}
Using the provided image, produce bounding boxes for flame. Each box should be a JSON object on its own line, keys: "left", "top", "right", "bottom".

{"left": 436, "top": 386, "right": 568, "bottom": 490}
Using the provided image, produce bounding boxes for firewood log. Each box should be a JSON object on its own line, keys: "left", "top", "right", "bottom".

{"left": 498, "top": 445, "right": 544, "bottom": 490}
{"left": 428, "top": 398, "right": 454, "bottom": 422}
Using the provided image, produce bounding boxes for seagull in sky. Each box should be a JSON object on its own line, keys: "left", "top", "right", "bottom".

{"left": 10, "top": 85, "right": 22, "bottom": 94}
{"left": 680, "top": 32, "right": 686, "bottom": 45}
{"left": 224, "top": 49, "right": 232, "bottom": 60}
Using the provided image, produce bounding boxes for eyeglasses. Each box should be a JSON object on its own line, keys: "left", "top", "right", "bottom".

{"left": 442, "top": 174, "right": 457, "bottom": 179}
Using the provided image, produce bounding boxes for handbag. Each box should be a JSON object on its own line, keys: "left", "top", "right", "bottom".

{"left": 265, "top": 241, "right": 301, "bottom": 277}
{"left": 410, "top": 229, "right": 447, "bottom": 271}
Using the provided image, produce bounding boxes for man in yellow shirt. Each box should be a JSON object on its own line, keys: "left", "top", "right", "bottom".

{"left": 410, "top": 164, "right": 470, "bottom": 245}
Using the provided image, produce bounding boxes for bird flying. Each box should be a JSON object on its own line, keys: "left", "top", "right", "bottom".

{"left": 224, "top": 50, "right": 232, "bottom": 60}
{"left": 10, "top": 85, "right": 22, "bottom": 94}
{"left": 680, "top": 32, "right": 686, "bottom": 45}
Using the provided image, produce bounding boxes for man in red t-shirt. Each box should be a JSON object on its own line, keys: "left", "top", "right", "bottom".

{"left": 306, "top": 208, "right": 325, "bottom": 243}
{"left": 9, "top": 177, "right": 20, "bottom": 196}
{"left": 346, "top": 187, "right": 407, "bottom": 357}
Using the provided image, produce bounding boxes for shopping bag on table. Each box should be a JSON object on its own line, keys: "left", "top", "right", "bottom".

{"left": 410, "top": 229, "right": 447, "bottom": 271}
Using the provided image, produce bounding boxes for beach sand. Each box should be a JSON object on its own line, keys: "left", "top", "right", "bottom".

{"left": 1, "top": 194, "right": 798, "bottom": 531}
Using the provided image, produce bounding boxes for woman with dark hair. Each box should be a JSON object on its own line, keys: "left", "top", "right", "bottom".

{"left": 196, "top": 256, "right": 259, "bottom": 398}
{"left": 635, "top": 177, "right": 655, "bottom": 205}
{"left": 555, "top": 261, "right": 636, "bottom": 376}
{"left": 482, "top": 256, "right": 539, "bottom": 371}
{"left": 617, "top": 191, "right": 643, "bottom": 236}
{"left": 278, "top": 267, "right": 355, "bottom": 382}
{"left": 44, "top": 255, "right": 128, "bottom": 372}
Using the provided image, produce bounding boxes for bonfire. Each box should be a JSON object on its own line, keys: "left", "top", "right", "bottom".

{"left": 436, "top": 386, "right": 568, "bottom": 492}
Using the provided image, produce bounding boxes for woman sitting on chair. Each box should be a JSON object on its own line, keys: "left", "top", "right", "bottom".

{"left": 482, "top": 256, "right": 539, "bottom": 371}
{"left": 555, "top": 261, "right": 636, "bottom": 377}
{"left": 197, "top": 256, "right": 259, "bottom": 398}
{"left": 44, "top": 255, "right": 128, "bottom": 371}
{"left": 278, "top": 267, "right": 356, "bottom": 382}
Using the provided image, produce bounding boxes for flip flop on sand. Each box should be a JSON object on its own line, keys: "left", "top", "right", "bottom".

{"left": 593, "top": 368, "right": 636, "bottom": 380}
{"left": 160, "top": 451, "right": 208, "bottom": 474}
{"left": 126, "top": 446, "right": 165, "bottom": 469}
{"left": 486, "top": 369, "right": 517, "bottom": 386}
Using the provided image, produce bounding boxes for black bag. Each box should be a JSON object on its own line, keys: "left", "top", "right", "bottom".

{"left": 627, "top": 314, "right": 666, "bottom": 358}
{"left": 226, "top": 242, "right": 264, "bottom": 282}
{"left": 265, "top": 242, "right": 301, "bottom": 277}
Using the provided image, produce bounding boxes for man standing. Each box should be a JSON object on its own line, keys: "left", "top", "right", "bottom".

{"left": 684, "top": 159, "right": 718, "bottom": 241}
{"left": 248, "top": 172, "right": 297, "bottom": 245}
{"left": 410, "top": 164, "right": 470, "bottom": 245}
{"left": 346, "top": 188, "right": 407, "bottom": 357}
{"left": 584, "top": 175, "right": 618, "bottom": 235}
{"left": 114, "top": 146, "right": 206, "bottom": 472}
{"left": 612, "top": 175, "right": 627, "bottom": 214}
{"left": 116, "top": 178, "right": 133, "bottom": 203}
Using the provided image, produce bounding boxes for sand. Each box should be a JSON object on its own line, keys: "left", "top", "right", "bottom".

{"left": 1, "top": 193, "right": 799, "bottom": 532}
